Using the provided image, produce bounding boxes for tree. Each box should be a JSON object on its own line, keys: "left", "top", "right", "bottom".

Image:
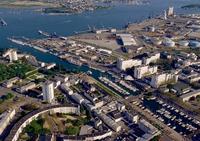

{"left": 65, "top": 126, "right": 79, "bottom": 135}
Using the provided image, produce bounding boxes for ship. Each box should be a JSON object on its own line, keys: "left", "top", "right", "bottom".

{"left": 38, "top": 30, "right": 50, "bottom": 37}
{"left": 8, "top": 38, "right": 26, "bottom": 46}
{"left": 0, "top": 18, "right": 7, "bottom": 26}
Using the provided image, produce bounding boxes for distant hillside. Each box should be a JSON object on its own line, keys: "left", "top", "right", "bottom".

{"left": 181, "top": 4, "right": 200, "bottom": 9}
{"left": 0, "top": 0, "right": 59, "bottom": 7}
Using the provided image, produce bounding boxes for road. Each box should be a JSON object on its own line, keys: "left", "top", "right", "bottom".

{"left": 87, "top": 77, "right": 189, "bottom": 140}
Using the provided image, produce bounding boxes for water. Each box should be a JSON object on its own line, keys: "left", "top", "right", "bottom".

{"left": 0, "top": 0, "right": 200, "bottom": 75}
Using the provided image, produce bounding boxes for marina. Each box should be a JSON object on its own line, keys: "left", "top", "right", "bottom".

{"left": 142, "top": 98, "right": 200, "bottom": 136}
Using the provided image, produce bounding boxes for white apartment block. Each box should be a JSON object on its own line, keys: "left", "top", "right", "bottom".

{"left": 150, "top": 73, "right": 178, "bottom": 88}
{"left": 117, "top": 58, "right": 142, "bottom": 71}
{"left": 143, "top": 53, "right": 160, "bottom": 65}
{"left": 134, "top": 65, "right": 158, "bottom": 79}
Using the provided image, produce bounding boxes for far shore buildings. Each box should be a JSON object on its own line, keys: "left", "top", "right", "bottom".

{"left": 42, "top": 81, "right": 55, "bottom": 103}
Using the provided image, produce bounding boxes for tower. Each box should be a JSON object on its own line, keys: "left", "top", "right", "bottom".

{"left": 42, "top": 81, "right": 54, "bottom": 103}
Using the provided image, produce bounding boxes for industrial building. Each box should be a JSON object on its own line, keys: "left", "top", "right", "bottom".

{"left": 116, "top": 34, "right": 137, "bottom": 46}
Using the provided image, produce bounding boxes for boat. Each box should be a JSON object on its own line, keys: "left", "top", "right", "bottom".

{"left": 87, "top": 71, "right": 92, "bottom": 75}
{"left": 167, "top": 123, "right": 171, "bottom": 126}
{"left": 175, "top": 109, "right": 179, "bottom": 113}
{"left": 173, "top": 126, "right": 176, "bottom": 129}
{"left": 0, "top": 18, "right": 7, "bottom": 26}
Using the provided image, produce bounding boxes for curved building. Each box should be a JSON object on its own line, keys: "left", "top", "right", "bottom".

{"left": 5, "top": 105, "right": 80, "bottom": 141}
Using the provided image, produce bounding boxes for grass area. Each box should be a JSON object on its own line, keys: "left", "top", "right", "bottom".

{"left": 65, "top": 126, "right": 79, "bottom": 135}
{"left": 196, "top": 95, "right": 200, "bottom": 102}
{"left": 0, "top": 61, "right": 35, "bottom": 82}
{"left": 95, "top": 80, "right": 121, "bottom": 98}
{"left": 0, "top": 93, "right": 15, "bottom": 104}
{"left": 64, "top": 116, "right": 89, "bottom": 135}
{"left": 24, "top": 118, "right": 50, "bottom": 136}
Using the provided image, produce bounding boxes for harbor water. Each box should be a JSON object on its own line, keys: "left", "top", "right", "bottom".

{"left": 0, "top": 0, "right": 200, "bottom": 76}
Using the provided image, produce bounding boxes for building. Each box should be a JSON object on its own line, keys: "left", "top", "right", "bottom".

{"left": 171, "top": 81, "right": 191, "bottom": 95}
{"left": 150, "top": 73, "right": 178, "bottom": 88}
{"left": 0, "top": 109, "right": 16, "bottom": 135}
{"left": 134, "top": 65, "right": 158, "bottom": 79}
{"left": 95, "top": 110, "right": 121, "bottom": 132}
{"left": 2, "top": 77, "right": 20, "bottom": 88}
{"left": 71, "top": 93, "right": 85, "bottom": 104}
{"left": 42, "top": 81, "right": 54, "bottom": 103}
{"left": 117, "top": 58, "right": 142, "bottom": 71}
{"left": 45, "top": 63, "right": 56, "bottom": 70}
{"left": 54, "top": 74, "right": 69, "bottom": 83}
{"left": 25, "top": 55, "right": 40, "bottom": 67}
{"left": 3, "top": 49, "right": 18, "bottom": 62}
{"left": 61, "top": 84, "right": 73, "bottom": 95}
{"left": 5, "top": 105, "right": 80, "bottom": 141}
{"left": 124, "top": 111, "right": 139, "bottom": 123}
{"left": 138, "top": 119, "right": 160, "bottom": 141}
{"left": 16, "top": 82, "right": 36, "bottom": 93}
{"left": 98, "top": 49, "right": 112, "bottom": 55}
{"left": 163, "top": 38, "right": 175, "bottom": 47}
{"left": 179, "top": 71, "right": 200, "bottom": 84}
{"left": 117, "top": 34, "right": 137, "bottom": 46}
{"left": 180, "top": 89, "right": 200, "bottom": 102}
{"left": 109, "top": 110, "right": 123, "bottom": 122}
{"left": 142, "top": 53, "right": 160, "bottom": 65}
{"left": 167, "top": 6, "right": 174, "bottom": 16}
